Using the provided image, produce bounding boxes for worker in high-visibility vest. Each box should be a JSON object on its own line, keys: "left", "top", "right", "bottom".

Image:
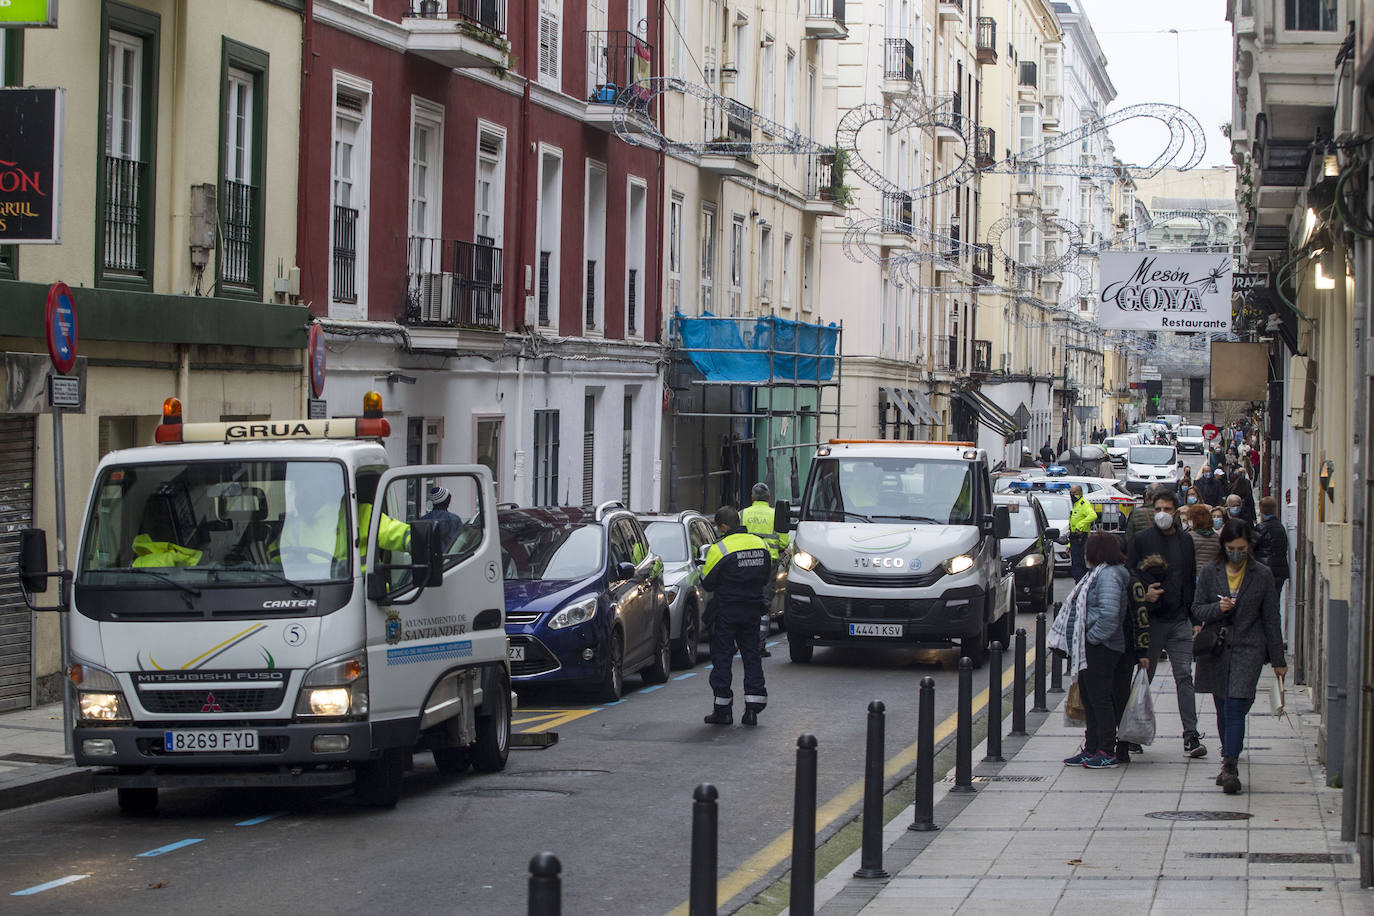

{"left": 701, "top": 506, "right": 772, "bottom": 726}
{"left": 740, "top": 482, "right": 789, "bottom": 657}
{"left": 269, "top": 473, "right": 409, "bottom": 574}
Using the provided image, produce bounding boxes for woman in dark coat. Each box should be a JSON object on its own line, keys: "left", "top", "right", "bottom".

{"left": 1191, "top": 518, "right": 1286, "bottom": 795}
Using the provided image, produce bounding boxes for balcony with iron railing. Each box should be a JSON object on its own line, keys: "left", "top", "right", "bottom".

{"left": 405, "top": 236, "right": 504, "bottom": 330}
{"left": 103, "top": 155, "right": 147, "bottom": 279}
{"left": 881, "top": 191, "right": 914, "bottom": 240}
{"left": 402, "top": 0, "right": 509, "bottom": 70}
{"left": 940, "top": 334, "right": 959, "bottom": 370}
{"left": 976, "top": 17, "right": 997, "bottom": 64}
{"left": 221, "top": 179, "right": 257, "bottom": 290}
{"left": 974, "top": 126, "right": 996, "bottom": 169}
{"left": 803, "top": 151, "right": 847, "bottom": 216}
{"left": 973, "top": 339, "right": 992, "bottom": 374}
{"left": 972, "top": 243, "right": 994, "bottom": 282}
{"left": 941, "top": 225, "right": 962, "bottom": 262}
{"left": 805, "top": 0, "right": 847, "bottom": 39}
{"left": 584, "top": 30, "right": 654, "bottom": 129}
{"left": 332, "top": 205, "right": 358, "bottom": 304}
{"left": 884, "top": 37, "right": 915, "bottom": 86}
{"left": 936, "top": 92, "right": 963, "bottom": 144}
{"left": 702, "top": 100, "right": 758, "bottom": 178}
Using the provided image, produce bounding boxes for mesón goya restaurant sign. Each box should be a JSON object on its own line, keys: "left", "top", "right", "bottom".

{"left": 0, "top": 88, "right": 63, "bottom": 243}
{"left": 1097, "top": 252, "right": 1233, "bottom": 333}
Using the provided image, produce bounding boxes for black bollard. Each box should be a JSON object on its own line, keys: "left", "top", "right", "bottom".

{"left": 528, "top": 852, "right": 561, "bottom": 916}
{"left": 1011, "top": 628, "right": 1028, "bottom": 736}
{"left": 951, "top": 657, "right": 975, "bottom": 792}
{"left": 984, "top": 641, "right": 1005, "bottom": 762}
{"left": 790, "top": 734, "right": 819, "bottom": 916}
{"left": 1034, "top": 612, "right": 1048, "bottom": 712}
{"left": 689, "top": 784, "right": 718, "bottom": 916}
{"left": 1050, "top": 647, "right": 1065, "bottom": 693}
{"left": 854, "top": 701, "right": 889, "bottom": 879}
{"left": 909, "top": 676, "right": 938, "bottom": 832}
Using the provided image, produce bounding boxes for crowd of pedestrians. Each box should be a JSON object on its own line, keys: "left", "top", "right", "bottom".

{"left": 1051, "top": 419, "right": 1288, "bottom": 795}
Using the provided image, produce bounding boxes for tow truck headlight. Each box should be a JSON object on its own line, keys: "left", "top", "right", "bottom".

{"left": 68, "top": 660, "right": 131, "bottom": 724}
{"left": 548, "top": 596, "right": 597, "bottom": 630}
{"left": 1017, "top": 553, "right": 1044, "bottom": 568}
{"left": 942, "top": 553, "right": 976, "bottom": 575}
{"left": 792, "top": 550, "right": 818, "bottom": 572}
{"left": 296, "top": 652, "right": 368, "bottom": 718}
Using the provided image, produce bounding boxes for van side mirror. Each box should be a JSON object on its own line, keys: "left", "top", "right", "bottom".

{"left": 773, "top": 499, "right": 792, "bottom": 532}
{"left": 1044, "top": 527, "right": 1060, "bottom": 542}
{"left": 20, "top": 528, "right": 48, "bottom": 595}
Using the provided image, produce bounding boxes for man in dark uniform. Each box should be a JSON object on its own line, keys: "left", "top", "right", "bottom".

{"left": 701, "top": 506, "right": 772, "bottom": 726}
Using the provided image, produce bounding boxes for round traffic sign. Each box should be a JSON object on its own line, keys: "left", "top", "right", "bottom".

{"left": 45, "top": 281, "right": 77, "bottom": 375}
{"left": 1202, "top": 423, "right": 1220, "bottom": 442}
{"left": 308, "top": 323, "right": 326, "bottom": 399}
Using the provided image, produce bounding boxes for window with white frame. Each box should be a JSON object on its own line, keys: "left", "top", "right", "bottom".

{"left": 671, "top": 0, "right": 686, "bottom": 77}
{"left": 536, "top": 147, "right": 563, "bottom": 328}
{"left": 759, "top": 36, "right": 774, "bottom": 121}
{"left": 880, "top": 277, "right": 890, "bottom": 356}
{"left": 729, "top": 214, "right": 745, "bottom": 316}
{"left": 532, "top": 410, "right": 560, "bottom": 506}
{"left": 731, "top": 21, "right": 749, "bottom": 104}
{"left": 781, "top": 232, "right": 793, "bottom": 309}
{"left": 104, "top": 28, "right": 150, "bottom": 280}
{"left": 1285, "top": 0, "right": 1337, "bottom": 30}
{"left": 331, "top": 78, "right": 371, "bottom": 318}
{"left": 700, "top": 203, "right": 716, "bottom": 314}
{"left": 625, "top": 178, "right": 647, "bottom": 337}
{"left": 806, "top": 65, "right": 816, "bottom": 138}
{"left": 475, "top": 125, "right": 505, "bottom": 248}
{"left": 668, "top": 192, "right": 683, "bottom": 317}
{"left": 758, "top": 224, "right": 772, "bottom": 302}
{"left": 584, "top": 161, "right": 608, "bottom": 333}
{"left": 784, "top": 49, "right": 797, "bottom": 131}
{"left": 409, "top": 99, "right": 443, "bottom": 244}
{"left": 802, "top": 236, "right": 814, "bottom": 312}
{"left": 538, "top": 0, "right": 562, "bottom": 86}
{"left": 219, "top": 46, "right": 266, "bottom": 296}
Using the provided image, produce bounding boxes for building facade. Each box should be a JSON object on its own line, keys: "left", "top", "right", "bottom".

{"left": 0, "top": 1, "right": 308, "bottom": 710}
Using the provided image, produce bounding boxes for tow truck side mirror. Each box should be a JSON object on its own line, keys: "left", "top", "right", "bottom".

{"left": 409, "top": 519, "right": 444, "bottom": 588}
{"left": 19, "top": 528, "right": 48, "bottom": 594}
{"left": 773, "top": 499, "right": 792, "bottom": 533}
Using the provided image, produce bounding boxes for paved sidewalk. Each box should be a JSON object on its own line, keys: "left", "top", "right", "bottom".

{"left": 0, "top": 702, "right": 93, "bottom": 811}
{"left": 834, "top": 675, "right": 1374, "bottom": 915}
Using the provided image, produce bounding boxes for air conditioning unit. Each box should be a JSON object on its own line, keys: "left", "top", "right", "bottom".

{"left": 1334, "top": 59, "right": 1357, "bottom": 142}
{"left": 417, "top": 272, "right": 455, "bottom": 323}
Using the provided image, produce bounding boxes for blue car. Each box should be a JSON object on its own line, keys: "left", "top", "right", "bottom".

{"left": 499, "top": 503, "right": 671, "bottom": 701}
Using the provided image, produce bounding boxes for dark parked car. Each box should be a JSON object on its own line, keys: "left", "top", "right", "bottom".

{"left": 994, "top": 493, "right": 1057, "bottom": 616}
{"left": 500, "top": 502, "right": 671, "bottom": 701}
{"left": 638, "top": 510, "right": 717, "bottom": 668}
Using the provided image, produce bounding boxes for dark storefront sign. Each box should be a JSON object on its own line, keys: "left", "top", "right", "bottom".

{"left": 0, "top": 88, "right": 64, "bottom": 243}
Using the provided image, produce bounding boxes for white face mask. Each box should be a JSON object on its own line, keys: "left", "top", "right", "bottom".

{"left": 1154, "top": 511, "right": 1175, "bottom": 530}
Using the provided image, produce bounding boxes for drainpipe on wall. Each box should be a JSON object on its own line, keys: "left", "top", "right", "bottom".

{"left": 177, "top": 345, "right": 190, "bottom": 404}
{"left": 1346, "top": 232, "right": 1370, "bottom": 864}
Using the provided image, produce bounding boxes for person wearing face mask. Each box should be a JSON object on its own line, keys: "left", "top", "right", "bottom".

{"left": 1228, "top": 467, "right": 1256, "bottom": 524}
{"left": 1184, "top": 503, "right": 1220, "bottom": 573}
{"left": 1068, "top": 485, "right": 1097, "bottom": 582}
{"left": 1196, "top": 466, "right": 1225, "bottom": 507}
{"left": 1192, "top": 519, "right": 1286, "bottom": 794}
{"left": 1127, "top": 489, "right": 1206, "bottom": 758}
{"left": 1254, "top": 496, "right": 1290, "bottom": 607}
{"left": 1184, "top": 486, "right": 1203, "bottom": 507}
{"left": 1175, "top": 467, "right": 1193, "bottom": 500}
{"left": 1224, "top": 494, "right": 1246, "bottom": 523}
{"left": 1123, "top": 484, "right": 1167, "bottom": 545}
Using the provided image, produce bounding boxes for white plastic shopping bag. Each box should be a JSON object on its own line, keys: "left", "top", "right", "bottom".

{"left": 1270, "top": 671, "right": 1287, "bottom": 717}
{"left": 1117, "top": 668, "right": 1156, "bottom": 746}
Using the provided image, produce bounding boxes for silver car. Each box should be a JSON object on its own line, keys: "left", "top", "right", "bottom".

{"left": 639, "top": 511, "right": 717, "bottom": 669}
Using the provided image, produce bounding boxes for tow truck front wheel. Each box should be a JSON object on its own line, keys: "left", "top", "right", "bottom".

{"left": 471, "top": 671, "right": 511, "bottom": 772}
{"left": 117, "top": 787, "right": 158, "bottom": 816}
{"left": 961, "top": 622, "right": 989, "bottom": 667}
{"left": 355, "top": 748, "right": 406, "bottom": 808}
{"left": 788, "top": 635, "right": 814, "bottom": 663}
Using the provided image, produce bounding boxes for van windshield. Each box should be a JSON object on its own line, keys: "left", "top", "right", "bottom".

{"left": 804, "top": 457, "right": 976, "bottom": 524}
{"left": 1130, "top": 446, "right": 1176, "bottom": 466}
{"left": 78, "top": 460, "right": 352, "bottom": 588}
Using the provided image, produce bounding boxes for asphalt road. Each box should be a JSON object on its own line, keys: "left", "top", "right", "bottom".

{"left": 0, "top": 578, "right": 1077, "bottom": 916}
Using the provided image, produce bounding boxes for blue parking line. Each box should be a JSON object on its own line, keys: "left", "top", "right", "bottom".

{"left": 766, "top": 641, "right": 780, "bottom": 648}
{"left": 673, "top": 672, "right": 697, "bottom": 680}
{"left": 136, "top": 838, "right": 203, "bottom": 858}
{"left": 236, "top": 813, "right": 282, "bottom": 826}
{"left": 640, "top": 684, "right": 665, "bottom": 693}
{"left": 12, "top": 875, "right": 89, "bottom": 896}
{"left": 601, "top": 699, "right": 627, "bottom": 707}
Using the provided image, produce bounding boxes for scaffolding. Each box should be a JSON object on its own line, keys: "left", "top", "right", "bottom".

{"left": 666, "top": 313, "right": 843, "bottom": 512}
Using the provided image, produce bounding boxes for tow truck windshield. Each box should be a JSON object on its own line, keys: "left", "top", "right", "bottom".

{"left": 804, "top": 457, "right": 976, "bottom": 525}
{"left": 78, "top": 459, "right": 351, "bottom": 589}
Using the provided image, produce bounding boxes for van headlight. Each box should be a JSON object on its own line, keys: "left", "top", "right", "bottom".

{"left": 68, "top": 660, "right": 131, "bottom": 724}
{"left": 792, "top": 550, "right": 817, "bottom": 572}
{"left": 548, "top": 596, "right": 597, "bottom": 630}
{"left": 943, "top": 554, "right": 976, "bottom": 575}
{"left": 296, "top": 652, "right": 368, "bottom": 718}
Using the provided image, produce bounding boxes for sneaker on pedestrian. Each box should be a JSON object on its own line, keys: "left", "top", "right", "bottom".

{"left": 1183, "top": 733, "right": 1207, "bottom": 758}
{"left": 1063, "top": 748, "right": 1093, "bottom": 766}
{"left": 1128, "top": 743, "right": 1144, "bottom": 755}
{"left": 1082, "top": 750, "right": 1119, "bottom": 769}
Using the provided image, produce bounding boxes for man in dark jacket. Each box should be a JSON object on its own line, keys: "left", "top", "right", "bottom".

{"left": 1123, "top": 484, "right": 1167, "bottom": 546}
{"left": 1127, "top": 488, "right": 1207, "bottom": 758}
{"left": 1196, "top": 466, "right": 1226, "bottom": 507}
{"left": 1255, "top": 495, "right": 1290, "bottom": 603}
{"left": 1228, "top": 467, "right": 1257, "bottom": 523}
{"left": 701, "top": 507, "right": 772, "bottom": 726}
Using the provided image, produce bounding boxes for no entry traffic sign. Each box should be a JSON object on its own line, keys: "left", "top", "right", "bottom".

{"left": 45, "top": 281, "right": 77, "bottom": 375}
{"left": 308, "top": 323, "right": 326, "bottom": 399}
{"left": 1202, "top": 423, "right": 1220, "bottom": 442}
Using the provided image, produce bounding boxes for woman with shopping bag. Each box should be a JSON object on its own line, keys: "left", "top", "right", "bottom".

{"left": 1191, "top": 518, "right": 1287, "bottom": 795}
{"left": 1052, "top": 532, "right": 1151, "bottom": 769}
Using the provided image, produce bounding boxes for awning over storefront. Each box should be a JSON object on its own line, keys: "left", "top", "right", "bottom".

{"left": 957, "top": 388, "right": 1023, "bottom": 441}
{"left": 880, "top": 386, "right": 940, "bottom": 425}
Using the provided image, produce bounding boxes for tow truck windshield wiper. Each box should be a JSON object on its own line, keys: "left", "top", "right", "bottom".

{"left": 115, "top": 567, "right": 202, "bottom": 597}
{"left": 213, "top": 567, "right": 316, "bottom": 596}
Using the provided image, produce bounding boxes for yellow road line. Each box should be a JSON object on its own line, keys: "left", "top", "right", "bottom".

{"left": 665, "top": 647, "right": 1037, "bottom": 916}
{"left": 511, "top": 708, "right": 602, "bottom": 732}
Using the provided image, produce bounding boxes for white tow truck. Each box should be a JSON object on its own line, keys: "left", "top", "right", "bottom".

{"left": 19, "top": 392, "right": 511, "bottom": 812}
{"left": 778, "top": 440, "right": 1014, "bottom": 666}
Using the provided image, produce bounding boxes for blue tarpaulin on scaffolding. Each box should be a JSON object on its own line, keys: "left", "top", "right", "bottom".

{"left": 672, "top": 313, "right": 839, "bottom": 382}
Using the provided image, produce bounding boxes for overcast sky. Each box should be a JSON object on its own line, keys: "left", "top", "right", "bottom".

{"left": 1077, "top": 0, "right": 1235, "bottom": 169}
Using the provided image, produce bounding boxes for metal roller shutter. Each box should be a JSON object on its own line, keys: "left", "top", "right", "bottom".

{"left": 0, "top": 415, "right": 35, "bottom": 711}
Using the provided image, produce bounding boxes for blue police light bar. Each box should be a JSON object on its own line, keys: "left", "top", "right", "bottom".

{"left": 1046, "top": 466, "right": 1068, "bottom": 476}
{"left": 1044, "top": 482, "right": 1072, "bottom": 491}
{"left": 1008, "top": 481, "right": 1033, "bottom": 491}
